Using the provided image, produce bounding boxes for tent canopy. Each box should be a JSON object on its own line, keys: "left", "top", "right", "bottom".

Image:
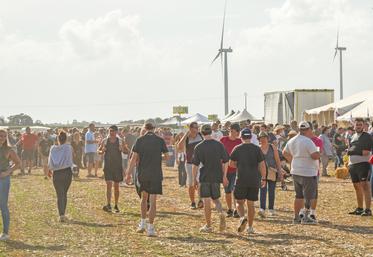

{"left": 160, "top": 116, "right": 183, "bottom": 126}
{"left": 228, "top": 109, "right": 256, "bottom": 123}
{"left": 181, "top": 113, "right": 210, "bottom": 125}
{"left": 221, "top": 110, "right": 235, "bottom": 122}
{"left": 304, "top": 90, "right": 373, "bottom": 124}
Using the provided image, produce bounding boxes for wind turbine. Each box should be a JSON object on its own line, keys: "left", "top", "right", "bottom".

{"left": 211, "top": 0, "right": 232, "bottom": 115}
{"left": 333, "top": 29, "right": 347, "bottom": 100}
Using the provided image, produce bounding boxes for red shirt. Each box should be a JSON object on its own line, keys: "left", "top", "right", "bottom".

{"left": 21, "top": 133, "right": 38, "bottom": 150}
{"left": 220, "top": 136, "right": 242, "bottom": 173}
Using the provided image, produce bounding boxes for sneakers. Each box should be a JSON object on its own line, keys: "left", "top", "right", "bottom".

{"left": 268, "top": 209, "right": 275, "bottom": 217}
{"left": 247, "top": 226, "right": 255, "bottom": 234}
{"left": 113, "top": 205, "right": 120, "bottom": 213}
{"left": 233, "top": 209, "right": 240, "bottom": 218}
{"left": 349, "top": 208, "right": 364, "bottom": 215}
{"left": 0, "top": 233, "right": 9, "bottom": 241}
{"left": 199, "top": 224, "right": 213, "bottom": 233}
{"left": 226, "top": 209, "right": 234, "bottom": 217}
{"left": 237, "top": 217, "right": 248, "bottom": 233}
{"left": 301, "top": 215, "right": 317, "bottom": 225}
{"left": 258, "top": 209, "right": 266, "bottom": 218}
{"left": 190, "top": 202, "right": 197, "bottom": 210}
{"left": 197, "top": 200, "right": 204, "bottom": 209}
{"left": 147, "top": 224, "right": 156, "bottom": 237}
{"left": 361, "top": 209, "right": 372, "bottom": 217}
{"left": 219, "top": 213, "right": 226, "bottom": 232}
{"left": 136, "top": 222, "right": 146, "bottom": 233}
{"left": 59, "top": 215, "right": 68, "bottom": 223}
{"left": 103, "top": 204, "right": 112, "bottom": 212}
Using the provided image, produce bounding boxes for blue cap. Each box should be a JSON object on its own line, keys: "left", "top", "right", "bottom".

{"left": 241, "top": 128, "right": 252, "bottom": 139}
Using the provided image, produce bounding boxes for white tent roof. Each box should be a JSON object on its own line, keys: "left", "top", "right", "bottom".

{"left": 221, "top": 111, "right": 235, "bottom": 122}
{"left": 305, "top": 90, "right": 373, "bottom": 116}
{"left": 224, "top": 110, "right": 240, "bottom": 122}
{"left": 337, "top": 99, "right": 373, "bottom": 121}
{"left": 228, "top": 109, "right": 256, "bottom": 123}
{"left": 181, "top": 113, "right": 210, "bottom": 125}
{"left": 21, "top": 126, "right": 51, "bottom": 133}
{"left": 161, "top": 116, "right": 183, "bottom": 126}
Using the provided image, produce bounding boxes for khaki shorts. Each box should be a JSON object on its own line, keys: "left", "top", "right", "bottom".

{"left": 293, "top": 175, "right": 318, "bottom": 200}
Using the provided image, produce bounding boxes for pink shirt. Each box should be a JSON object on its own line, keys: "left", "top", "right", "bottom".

{"left": 311, "top": 136, "right": 323, "bottom": 176}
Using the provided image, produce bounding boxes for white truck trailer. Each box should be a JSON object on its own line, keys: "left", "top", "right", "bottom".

{"left": 264, "top": 89, "right": 334, "bottom": 124}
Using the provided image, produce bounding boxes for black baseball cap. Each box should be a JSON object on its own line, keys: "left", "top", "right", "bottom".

{"left": 241, "top": 128, "right": 252, "bottom": 139}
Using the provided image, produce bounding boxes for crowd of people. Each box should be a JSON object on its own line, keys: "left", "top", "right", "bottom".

{"left": 0, "top": 117, "right": 372, "bottom": 240}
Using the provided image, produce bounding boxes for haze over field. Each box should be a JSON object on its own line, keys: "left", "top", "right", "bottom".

{"left": 1, "top": 0, "right": 373, "bottom": 123}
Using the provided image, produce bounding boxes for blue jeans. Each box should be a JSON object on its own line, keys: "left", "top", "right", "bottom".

{"left": 0, "top": 176, "right": 10, "bottom": 234}
{"left": 259, "top": 180, "right": 276, "bottom": 210}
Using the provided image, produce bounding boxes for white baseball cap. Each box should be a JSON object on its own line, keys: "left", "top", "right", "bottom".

{"left": 298, "top": 121, "right": 311, "bottom": 130}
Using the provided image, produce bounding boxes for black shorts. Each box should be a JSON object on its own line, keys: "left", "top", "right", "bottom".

{"left": 22, "top": 149, "right": 34, "bottom": 161}
{"left": 234, "top": 186, "right": 259, "bottom": 201}
{"left": 139, "top": 180, "right": 163, "bottom": 195}
{"left": 199, "top": 183, "right": 221, "bottom": 200}
{"left": 103, "top": 169, "right": 123, "bottom": 182}
{"left": 349, "top": 162, "right": 371, "bottom": 183}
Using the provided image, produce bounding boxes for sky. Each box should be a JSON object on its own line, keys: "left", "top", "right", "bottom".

{"left": 0, "top": 0, "right": 373, "bottom": 124}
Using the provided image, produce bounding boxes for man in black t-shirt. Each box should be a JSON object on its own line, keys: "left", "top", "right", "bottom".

{"left": 347, "top": 118, "right": 373, "bottom": 216}
{"left": 229, "top": 128, "right": 266, "bottom": 235}
{"left": 125, "top": 122, "right": 169, "bottom": 237}
{"left": 192, "top": 124, "right": 229, "bottom": 233}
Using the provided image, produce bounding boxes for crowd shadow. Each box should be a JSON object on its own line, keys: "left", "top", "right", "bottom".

{"left": 165, "top": 235, "right": 229, "bottom": 244}
{"left": 125, "top": 211, "right": 201, "bottom": 219}
{"left": 319, "top": 223, "right": 373, "bottom": 235}
{"left": 69, "top": 220, "right": 115, "bottom": 228}
{"left": 4, "top": 240, "right": 65, "bottom": 252}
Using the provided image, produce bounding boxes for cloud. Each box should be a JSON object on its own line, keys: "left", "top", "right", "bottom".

{"left": 59, "top": 10, "right": 143, "bottom": 60}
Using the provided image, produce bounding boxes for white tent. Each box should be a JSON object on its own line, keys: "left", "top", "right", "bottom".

{"left": 221, "top": 110, "right": 235, "bottom": 122}
{"left": 21, "top": 126, "right": 51, "bottom": 133}
{"left": 160, "top": 116, "right": 183, "bottom": 126}
{"left": 304, "top": 90, "right": 373, "bottom": 125}
{"left": 228, "top": 109, "right": 256, "bottom": 123}
{"left": 224, "top": 110, "right": 240, "bottom": 122}
{"left": 180, "top": 113, "right": 210, "bottom": 125}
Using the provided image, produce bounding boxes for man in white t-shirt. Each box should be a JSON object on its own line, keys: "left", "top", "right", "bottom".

{"left": 211, "top": 122, "right": 223, "bottom": 141}
{"left": 283, "top": 121, "right": 320, "bottom": 225}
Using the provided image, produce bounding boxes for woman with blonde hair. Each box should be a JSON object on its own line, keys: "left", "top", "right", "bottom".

{"left": 0, "top": 129, "right": 21, "bottom": 240}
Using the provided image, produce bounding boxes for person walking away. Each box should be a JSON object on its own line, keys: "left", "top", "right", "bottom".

{"left": 0, "top": 129, "right": 21, "bottom": 241}
{"left": 85, "top": 123, "right": 98, "bottom": 177}
{"left": 220, "top": 123, "right": 242, "bottom": 218}
{"left": 333, "top": 127, "right": 346, "bottom": 170}
{"left": 282, "top": 121, "right": 320, "bottom": 225}
{"left": 48, "top": 131, "right": 74, "bottom": 222}
{"left": 120, "top": 127, "right": 137, "bottom": 186}
{"left": 71, "top": 131, "right": 84, "bottom": 178}
{"left": 229, "top": 128, "right": 266, "bottom": 235}
{"left": 176, "top": 122, "right": 204, "bottom": 209}
{"left": 20, "top": 127, "right": 38, "bottom": 175}
{"left": 258, "top": 131, "right": 283, "bottom": 218}
{"left": 192, "top": 124, "right": 229, "bottom": 233}
{"left": 99, "top": 125, "right": 129, "bottom": 213}
{"left": 39, "top": 133, "right": 54, "bottom": 179}
{"left": 319, "top": 127, "right": 333, "bottom": 176}
{"left": 347, "top": 118, "right": 373, "bottom": 216}
{"left": 175, "top": 132, "right": 187, "bottom": 187}
{"left": 125, "top": 122, "right": 169, "bottom": 237}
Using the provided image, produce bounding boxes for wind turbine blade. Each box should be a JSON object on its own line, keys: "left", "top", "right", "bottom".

{"left": 211, "top": 52, "right": 222, "bottom": 65}
{"left": 336, "top": 28, "right": 339, "bottom": 48}
{"left": 333, "top": 49, "right": 338, "bottom": 62}
{"left": 220, "top": 0, "right": 227, "bottom": 50}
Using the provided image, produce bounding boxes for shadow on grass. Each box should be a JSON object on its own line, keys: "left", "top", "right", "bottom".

{"left": 125, "top": 211, "right": 202, "bottom": 219}
{"left": 72, "top": 178, "right": 96, "bottom": 183}
{"left": 4, "top": 240, "right": 65, "bottom": 251}
{"left": 69, "top": 220, "right": 115, "bottom": 228}
{"left": 319, "top": 222, "right": 373, "bottom": 235}
{"left": 224, "top": 232, "right": 329, "bottom": 245}
{"left": 165, "top": 235, "right": 229, "bottom": 244}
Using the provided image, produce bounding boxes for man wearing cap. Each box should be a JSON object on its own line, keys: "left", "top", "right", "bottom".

{"left": 192, "top": 124, "right": 229, "bottom": 233}
{"left": 98, "top": 125, "right": 129, "bottom": 213}
{"left": 283, "top": 121, "right": 320, "bottom": 225}
{"left": 125, "top": 122, "right": 169, "bottom": 237}
{"left": 229, "top": 128, "right": 266, "bottom": 235}
{"left": 220, "top": 123, "right": 242, "bottom": 218}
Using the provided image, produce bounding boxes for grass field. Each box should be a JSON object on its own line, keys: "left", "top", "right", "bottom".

{"left": 0, "top": 166, "right": 372, "bottom": 257}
